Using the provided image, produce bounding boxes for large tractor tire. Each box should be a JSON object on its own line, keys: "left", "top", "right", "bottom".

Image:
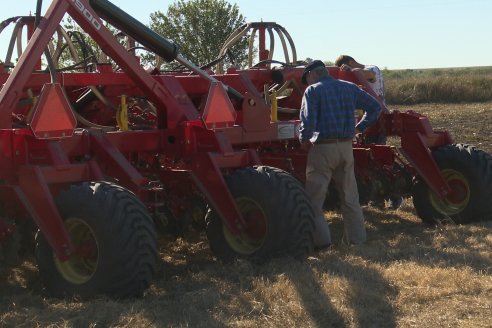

{"left": 35, "top": 182, "right": 158, "bottom": 299}
{"left": 206, "top": 166, "right": 315, "bottom": 263}
{"left": 412, "top": 144, "right": 492, "bottom": 224}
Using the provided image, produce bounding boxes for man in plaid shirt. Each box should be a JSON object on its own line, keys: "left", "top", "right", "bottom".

{"left": 299, "top": 60, "right": 381, "bottom": 249}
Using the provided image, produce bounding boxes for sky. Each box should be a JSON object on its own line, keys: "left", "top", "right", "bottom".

{"left": 1, "top": 0, "right": 491, "bottom": 69}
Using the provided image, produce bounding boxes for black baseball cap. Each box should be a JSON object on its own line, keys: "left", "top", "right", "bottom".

{"left": 302, "top": 60, "right": 325, "bottom": 85}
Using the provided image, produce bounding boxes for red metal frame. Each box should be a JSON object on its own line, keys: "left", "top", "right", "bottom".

{"left": 0, "top": 0, "right": 262, "bottom": 259}
{"left": 0, "top": 1, "right": 455, "bottom": 260}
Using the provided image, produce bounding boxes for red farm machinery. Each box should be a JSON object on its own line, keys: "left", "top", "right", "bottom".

{"left": 0, "top": 0, "right": 491, "bottom": 299}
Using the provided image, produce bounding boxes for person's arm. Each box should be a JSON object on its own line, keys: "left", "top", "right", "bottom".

{"left": 340, "top": 64, "right": 377, "bottom": 82}
{"left": 354, "top": 88, "right": 381, "bottom": 132}
{"left": 360, "top": 68, "right": 376, "bottom": 82}
{"left": 299, "top": 87, "right": 319, "bottom": 147}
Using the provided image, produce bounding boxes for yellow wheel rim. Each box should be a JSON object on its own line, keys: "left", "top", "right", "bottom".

{"left": 54, "top": 217, "right": 99, "bottom": 285}
{"left": 223, "top": 197, "right": 268, "bottom": 255}
{"left": 430, "top": 169, "right": 470, "bottom": 216}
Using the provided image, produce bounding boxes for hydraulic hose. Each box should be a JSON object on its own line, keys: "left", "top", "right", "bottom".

{"left": 35, "top": 0, "right": 58, "bottom": 83}
{"left": 89, "top": 0, "right": 179, "bottom": 62}
{"left": 89, "top": 0, "right": 243, "bottom": 100}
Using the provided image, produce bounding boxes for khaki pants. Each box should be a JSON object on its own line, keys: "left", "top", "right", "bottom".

{"left": 305, "top": 141, "right": 366, "bottom": 245}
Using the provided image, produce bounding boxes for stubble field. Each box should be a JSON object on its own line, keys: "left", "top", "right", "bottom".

{"left": 0, "top": 102, "right": 491, "bottom": 328}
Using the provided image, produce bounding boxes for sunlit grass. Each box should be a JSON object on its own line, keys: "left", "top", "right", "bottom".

{"left": 385, "top": 67, "right": 492, "bottom": 105}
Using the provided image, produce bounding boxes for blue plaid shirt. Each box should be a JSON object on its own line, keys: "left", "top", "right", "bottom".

{"left": 299, "top": 76, "right": 381, "bottom": 143}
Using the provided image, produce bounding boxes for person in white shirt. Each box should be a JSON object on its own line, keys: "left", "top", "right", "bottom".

{"left": 335, "top": 55, "right": 385, "bottom": 104}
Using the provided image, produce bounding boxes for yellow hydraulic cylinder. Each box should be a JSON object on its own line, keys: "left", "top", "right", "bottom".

{"left": 270, "top": 90, "right": 278, "bottom": 122}
{"left": 117, "top": 94, "right": 129, "bottom": 131}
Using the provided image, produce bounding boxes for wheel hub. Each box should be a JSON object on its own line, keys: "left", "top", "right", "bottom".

{"left": 430, "top": 169, "right": 470, "bottom": 215}
{"left": 54, "top": 217, "right": 98, "bottom": 285}
{"left": 223, "top": 197, "right": 267, "bottom": 255}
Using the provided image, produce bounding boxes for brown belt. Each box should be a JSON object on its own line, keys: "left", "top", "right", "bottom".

{"left": 315, "top": 138, "right": 353, "bottom": 144}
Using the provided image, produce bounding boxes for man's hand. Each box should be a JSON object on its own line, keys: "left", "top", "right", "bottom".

{"left": 355, "top": 132, "right": 363, "bottom": 143}
{"left": 301, "top": 142, "right": 312, "bottom": 151}
{"left": 340, "top": 64, "right": 352, "bottom": 71}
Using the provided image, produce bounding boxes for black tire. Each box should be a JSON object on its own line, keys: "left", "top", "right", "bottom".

{"left": 412, "top": 144, "right": 492, "bottom": 224}
{"left": 35, "top": 182, "right": 157, "bottom": 299}
{"left": 206, "top": 166, "right": 314, "bottom": 263}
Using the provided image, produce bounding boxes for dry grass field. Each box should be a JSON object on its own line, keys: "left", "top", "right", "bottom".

{"left": 384, "top": 67, "right": 492, "bottom": 105}
{"left": 1, "top": 102, "right": 491, "bottom": 328}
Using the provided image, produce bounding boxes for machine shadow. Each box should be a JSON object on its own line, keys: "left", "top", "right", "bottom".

{"left": 288, "top": 255, "right": 398, "bottom": 328}
{"left": 331, "top": 203, "right": 492, "bottom": 274}
{"left": 149, "top": 231, "right": 398, "bottom": 327}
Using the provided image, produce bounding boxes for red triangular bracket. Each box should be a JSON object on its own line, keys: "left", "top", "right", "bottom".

{"left": 202, "top": 82, "right": 237, "bottom": 129}
{"left": 29, "top": 83, "right": 77, "bottom": 139}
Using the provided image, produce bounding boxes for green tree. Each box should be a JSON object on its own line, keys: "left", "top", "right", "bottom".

{"left": 149, "top": 0, "right": 248, "bottom": 69}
